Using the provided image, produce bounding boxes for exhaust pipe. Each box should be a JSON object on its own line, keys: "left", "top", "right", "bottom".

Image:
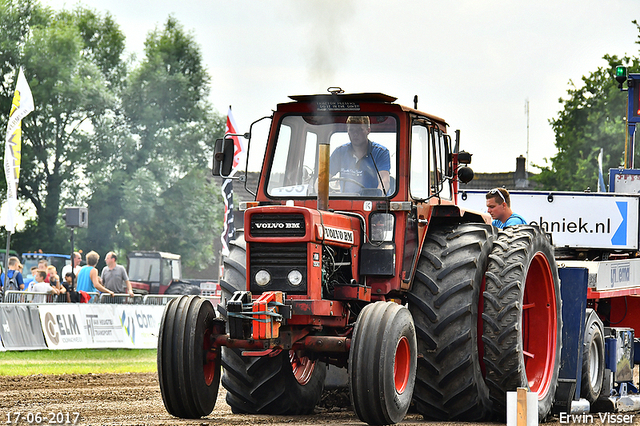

{"left": 317, "top": 140, "right": 330, "bottom": 211}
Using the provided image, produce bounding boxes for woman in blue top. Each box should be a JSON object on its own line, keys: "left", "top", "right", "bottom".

{"left": 485, "top": 187, "right": 527, "bottom": 229}
{"left": 76, "top": 251, "right": 114, "bottom": 296}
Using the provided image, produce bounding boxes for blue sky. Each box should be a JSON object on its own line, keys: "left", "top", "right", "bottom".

{"left": 44, "top": 0, "right": 640, "bottom": 173}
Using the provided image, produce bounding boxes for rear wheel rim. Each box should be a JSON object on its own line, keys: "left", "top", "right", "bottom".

{"left": 394, "top": 336, "right": 411, "bottom": 394}
{"left": 523, "top": 252, "right": 557, "bottom": 398}
{"left": 290, "top": 351, "right": 315, "bottom": 385}
{"left": 589, "top": 339, "right": 600, "bottom": 387}
{"left": 203, "top": 331, "right": 216, "bottom": 386}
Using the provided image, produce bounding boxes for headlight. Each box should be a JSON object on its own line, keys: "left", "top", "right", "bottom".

{"left": 287, "top": 270, "right": 303, "bottom": 286}
{"left": 255, "top": 270, "right": 271, "bottom": 286}
{"left": 370, "top": 213, "right": 395, "bottom": 242}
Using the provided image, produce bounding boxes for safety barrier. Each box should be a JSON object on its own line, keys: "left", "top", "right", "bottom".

{"left": 3, "top": 290, "right": 99, "bottom": 304}
{"left": 98, "top": 293, "right": 145, "bottom": 304}
{"left": 2, "top": 290, "right": 220, "bottom": 306}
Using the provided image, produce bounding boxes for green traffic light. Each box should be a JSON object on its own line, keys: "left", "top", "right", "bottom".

{"left": 616, "top": 66, "right": 628, "bottom": 86}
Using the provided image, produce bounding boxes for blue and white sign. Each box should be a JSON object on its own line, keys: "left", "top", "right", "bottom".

{"left": 458, "top": 190, "right": 640, "bottom": 250}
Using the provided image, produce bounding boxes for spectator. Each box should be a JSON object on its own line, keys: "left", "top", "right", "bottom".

{"left": 61, "top": 252, "right": 82, "bottom": 281}
{"left": 47, "top": 265, "right": 66, "bottom": 301}
{"left": 27, "top": 270, "right": 59, "bottom": 303}
{"left": 485, "top": 187, "right": 527, "bottom": 229}
{"left": 1, "top": 256, "right": 24, "bottom": 291}
{"left": 23, "top": 266, "right": 38, "bottom": 288}
{"left": 101, "top": 251, "right": 134, "bottom": 297}
{"left": 62, "top": 272, "right": 79, "bottom": 303}
{"left": 38, "top": 259, "right": 50, "bottom": 283}
{"left": 76, "top": 251, "right": 114, "bottom": 296}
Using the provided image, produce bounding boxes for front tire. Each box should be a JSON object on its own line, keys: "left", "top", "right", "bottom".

{"left": 408, "top": 223, "right": 495, "bottom": 421}
{"left": 157, "top": 295, "right": 220, "bottom": 418}
{"left": 581, "top": 309, "right": 605, "bottom": 403}
{"left": 349, "top": 301, "right": 417, "bottom": 425}
{"left": 482, "top": 225, "right": 562, "bottom": 422}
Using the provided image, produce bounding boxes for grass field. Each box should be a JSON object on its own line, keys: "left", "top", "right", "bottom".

{"left": 0, "top": 349, "right": 157, "bottom": 376}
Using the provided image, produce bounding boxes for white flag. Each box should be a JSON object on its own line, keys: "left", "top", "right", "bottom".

{"left": 597, "top": 148, "right": 606, "bottom": 193}
{"left": 4, "top": 68, "right": 34, "bottom": 232}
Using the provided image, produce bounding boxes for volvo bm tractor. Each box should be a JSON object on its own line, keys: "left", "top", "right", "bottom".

{"left": 157, "top": 89, "right": 561, "bottom": 424}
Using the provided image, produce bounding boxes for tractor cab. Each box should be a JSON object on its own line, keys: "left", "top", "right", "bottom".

{"left": 214, "top": 90, "right": 475, "bottom": 298}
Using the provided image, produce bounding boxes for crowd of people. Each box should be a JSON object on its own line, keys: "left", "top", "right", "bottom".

{"left": 0, "top": 250, "right": 132, "bottom": 303}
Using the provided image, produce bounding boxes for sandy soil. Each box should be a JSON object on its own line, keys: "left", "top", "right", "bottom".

{"left": 0, "top": 373, "right": 634, "bottom": 426}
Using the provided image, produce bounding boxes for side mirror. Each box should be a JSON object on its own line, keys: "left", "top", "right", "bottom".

{"left": 212, "top": 138, "right": 234, "bottom": 177}
{"left": 457, "top": 151, "right": 472, "bottom": 165}
{"left": 458, "top": 166, "right": 474, "bottom": 184}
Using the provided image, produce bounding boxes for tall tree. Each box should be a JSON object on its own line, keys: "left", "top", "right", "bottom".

{"left": 84, "top": 16, "right": 224, "bottom": 268}
{"left": 0, "top": 2, "right": 126, "bottom": 252}
{"left": 534, "top": 21, "right": 640, "bottom": 191}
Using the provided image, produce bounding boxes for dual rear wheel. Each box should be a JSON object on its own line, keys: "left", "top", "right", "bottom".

{"left": 409, "top": 224, "right": 562, "bottom": 422}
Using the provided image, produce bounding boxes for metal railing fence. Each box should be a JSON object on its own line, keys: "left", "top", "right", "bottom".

{"left": 1, "top": 290, "right": 220, "bottom": 306}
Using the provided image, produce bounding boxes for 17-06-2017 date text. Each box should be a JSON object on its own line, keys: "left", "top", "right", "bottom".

{"left": 4, "top": 412, "right": 80, "bottom": 425}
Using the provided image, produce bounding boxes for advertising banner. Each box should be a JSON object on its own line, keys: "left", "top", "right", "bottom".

{"left": 0, "top": 304, "right": 47, "bottom": 350}
{"left": 77, "top": 304, "right": 128, "bottom": 348}
{"left": 39, "top": 304, "right": 86, "bottom": 349}
{"left": 38, "top": 304, "right": 165, "bottom": 350}
{"left": 116, "top": 305, "right": 165, "bottom": 349}
{"left": 459, "top": 190, "right": 640, "bottom": 250}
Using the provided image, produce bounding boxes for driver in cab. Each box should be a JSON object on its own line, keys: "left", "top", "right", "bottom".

{"left": 330, "top": 116, "right": 390, "bottom": 194}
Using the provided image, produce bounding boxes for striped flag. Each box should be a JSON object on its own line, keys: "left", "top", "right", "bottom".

{"left": 221, "top": 107, "right": 244, "bottom": 256}
{"left": 4, "top": 68, "right": 34, "bottom": 233}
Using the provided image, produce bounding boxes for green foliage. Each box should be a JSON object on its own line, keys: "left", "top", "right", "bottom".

{"left": 0, "top": 3, "right": 225, "bottom": 272}
{"left": 534, "top": 21, "right": 640, "bottom": 191}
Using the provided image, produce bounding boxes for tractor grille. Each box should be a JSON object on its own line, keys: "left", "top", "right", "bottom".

{"left": 250, "top": 214, "right": 306, "bottom": 237}
{"left": 249, "top": 242, "right": 307, "bottom": 294}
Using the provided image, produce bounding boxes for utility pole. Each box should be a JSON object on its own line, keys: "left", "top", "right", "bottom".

{"left": 525, "top": 98, "right": 530, "bottom": 173}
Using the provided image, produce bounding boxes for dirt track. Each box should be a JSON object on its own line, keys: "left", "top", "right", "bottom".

{"left": 0, "top": 373, "right": 629, "bottom": 426}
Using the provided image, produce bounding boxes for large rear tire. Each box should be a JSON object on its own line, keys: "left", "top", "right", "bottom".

{"left": 408, "top": 223, "right": 495, "bottom": 421}
{"left": 164, "top": 282, "right": 201, "bottom": 295}
{"left": 220, "top": 234, "right": 326, "bottom": 414}
{"left": 482, "top": 225, "right": 562, "bottom": 422}
{"left": 349, "top": 301, "right": 417, "bottom": 425}
{"left": 581, "top": 309, "right": 605, "bottom": 403}
{"left": 157, "top": 295, "right": 220, "bottom": 418}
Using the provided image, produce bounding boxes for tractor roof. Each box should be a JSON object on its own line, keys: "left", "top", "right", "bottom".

{"left": 282, "top": 92, "right": 447, "bottom": 126}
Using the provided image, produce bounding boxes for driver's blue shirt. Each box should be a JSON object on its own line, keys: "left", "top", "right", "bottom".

{"left": 330, "top": 141, "right": 390, "bottom": 193}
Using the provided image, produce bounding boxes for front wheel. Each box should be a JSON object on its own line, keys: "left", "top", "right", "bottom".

{"left": 482, "top": 225, "right": 562, "bottom": 422}
{"left": 581, "top": 309, "right": 605, "bottom": 403}
{"left": 220, "top": 234, "right": 326, "bottom": 414}
{"left": 157, "top": 296, "right": 220, "bottom": 418}
{"left": 222, "top": 348, "right": 326, "bottom": 414}
{"left": 349, "top": 301, "right": 417, "bottom": 425}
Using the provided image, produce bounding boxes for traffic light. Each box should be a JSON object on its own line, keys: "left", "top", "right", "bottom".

{"left": 616, "top": 65, "right": 627, "bottom": 87}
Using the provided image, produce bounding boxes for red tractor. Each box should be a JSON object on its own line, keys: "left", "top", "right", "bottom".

{"left": 157, "top": 90, "right": 562, "bottom": 424}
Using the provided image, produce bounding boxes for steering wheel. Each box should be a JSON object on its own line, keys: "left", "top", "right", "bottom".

{"left": 329, "top": 176, "right": 366, "bottom": 190}
{"left": 302, "top": 166, "right": 315, "bottom": 184}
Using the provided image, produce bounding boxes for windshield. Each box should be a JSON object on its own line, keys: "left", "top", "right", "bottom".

{"left": 128, "top": 258, "right": 161, "bottom": 282}
{"left": 267, "top": 114, "right": 397, "bottom": 198}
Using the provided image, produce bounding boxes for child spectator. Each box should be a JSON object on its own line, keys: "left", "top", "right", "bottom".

{"left": 38, "top": 259, "right": 50, "bottom": 282}
{"left": 63, "top": 272, "right": 80, "bottom": 303}
{"left": 27, "top": 270, "right": 59, "bottom": 303}
{"left": 1, "top": 256, "right": 24, "bottom": 291}
{"left": 23, "top": 266, "right": 38, "bottom": 288}
{"left": 47, "top": 265, "right": 66, "bottom": 301}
